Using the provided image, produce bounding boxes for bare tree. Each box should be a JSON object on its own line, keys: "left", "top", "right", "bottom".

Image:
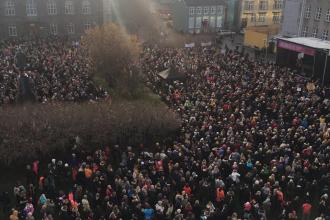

{"left": 81, "top": 23, "right": 141, "bottom": 95}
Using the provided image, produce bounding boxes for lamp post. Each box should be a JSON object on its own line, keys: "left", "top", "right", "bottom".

{"left": 322, "top": 49, "right": 330, "bottom": 86}
{"left": 264, "top": 38, "right": 268, "bottom": 62}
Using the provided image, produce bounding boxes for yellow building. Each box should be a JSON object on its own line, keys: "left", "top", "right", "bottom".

{"left": 240, "top": 0, "right": 283, "bottom": 28}
{"left": 244, "top": 25, "right": 279, "bottom": 49}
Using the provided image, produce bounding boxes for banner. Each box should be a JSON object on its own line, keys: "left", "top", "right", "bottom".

{"left": 278, "top": 40, "right": 315, "bottom": 56}
{"left": 185, "top": 43, "right": 195, "bottom": 48}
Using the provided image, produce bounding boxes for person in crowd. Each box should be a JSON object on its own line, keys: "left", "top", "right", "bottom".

{"left": 3, "top": 42, "right": 330, "bottom": 220}
{"left": 0, "top": 38, "right": 107, "bottom": 105}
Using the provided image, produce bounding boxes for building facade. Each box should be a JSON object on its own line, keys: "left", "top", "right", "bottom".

{"left": 226, "top": 0, "right": 241, "bottom": 31}
{"left": 299, "top": 0, "right": 330, "bottom": 40}
{"left": 240, "top": 0, "right": 284, "bottom": 29}
{"left": 171, "top": 0, "right": 226, "bottom": 34}
{"left": 280, "top": 0, "right": 302, "bottom": 37}
{"left": 281, "top": 0, "right": 330, "bottom": 40}
{"left": 0, "top": 0, "right": 103, "bottom": 39}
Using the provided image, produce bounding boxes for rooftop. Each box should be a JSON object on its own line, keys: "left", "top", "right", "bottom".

{"left": 278, "top": 37, "right": 330, "bottom": 51}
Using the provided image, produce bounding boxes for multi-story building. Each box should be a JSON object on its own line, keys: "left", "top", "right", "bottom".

{"left": 102, "top": 0, "right": 114, "bottom": 24}
{"left": 0, "top": 0, "right": 103, "bottom": 39}
{"left": 281, "top": 0, "right": 330, "bottom": 40}
{"left": 299, "top": 1, "right": 330, "bottom": 40}
{"left": 240, "top": 0, "right": 284, "bottom": 28}
{"left": 226, "top": 0, "right": 241, "bottom": 31}
{"left": 280, "top": 0, "right": 302, "bottom": 37}
{"left": 171, "top": 0, "right": 226, "bottom": 34}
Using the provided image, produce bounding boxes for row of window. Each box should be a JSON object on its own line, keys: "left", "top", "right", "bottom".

{"left": 189, "top": 6, "right": 223, "bottom": 16}
{"left": 305, "top": 7, "right": 330, "bottom": 22}
{"left": 244, "top": 12, "right": 282, "bottom": 24}
{"left": 244, "top": 0, "right": 283, "bottom": 11}
{"left": 7, "top": 23, "right": 92, "bottom": 36}
{"left": 4, "top": 0, "right": 91, "bottom": 16}
{"left": 188, "top": 16, "right": 223, "bottom": 29}
{"left": 301, "top": 26, "right": 329, "bottom": 40}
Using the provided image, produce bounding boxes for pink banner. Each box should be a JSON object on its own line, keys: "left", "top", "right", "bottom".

{"left": 278, "top": 40, "right": 315, "bottom": 56}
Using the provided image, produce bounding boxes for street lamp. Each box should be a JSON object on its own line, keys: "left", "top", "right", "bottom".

{"left": 264, "top": 38, "right": 268, "bottom": 62}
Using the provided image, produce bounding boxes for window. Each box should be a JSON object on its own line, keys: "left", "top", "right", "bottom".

{"left": 210, "top": 6, "right": 216, "bottom": 15}
{"left": 273, "top": 12, "right": 281, "bottom": 24}
{"left": 65, "top": 0, "right": 74, "bottom": 14}
{"left": 326, "top": 9, "right": 330, "bottom": 22}
{"left": 216, "top": 16, "right": 222, "bottom": 28}
{"left": 302, "top": 25, "right": 308, "bottom": 37}
{"left": 47, "top": 0, "right": 57, "bottom": 15}
{"left": 315, "top": 7, "right": 321, "bottom": 20}
{"left": 251, "top": 13, "right": 256, "bottom": 22}
{"left": 82, "top": 0, "right": 91, "bottom": 15}
{"left": 26, "top": 0, "right": 37, "bottom": 16}
{"left": 50, "top": 24, "right": 57, "bottom": 35}
{"left": 66, "top": 23, "right": 75, "bottom": 34}
{"left": 189, "top": 7, "right": 195, "bottom": 16}
{"left": 305, "top": 5, "right": 311, "bottom": 19}
{"left": 189, "top": 17, "right": 195, "bottom": 29}
{"left": 196, "top": 17, "right": 202, "bottom": 28}
{"left": 84, "top": 21, "right": 91, "bottom": 31}
{"left": 259, "top": 0, "right": 268, "bottom": 10}
{"left": 241, "top": 18, "right": 248, "bottom": 28}
{"left": 217, "top": 6, "right": 224, "bottom": 15}
{"left": 5, "top": 0, "right": 15, "bottom": 16}
{"left": 258, "top": 13, "right": 266, "bottom": 22}
{"left": 8, "top": 25, "right": 17, "bottom": 36}
{"left": 210, "top": 16, "right": 216, "bottom": 27}
{"left": 196, "top": 7, "right": 202, "bottom": 15}
{"left": 311, "top": 27, "right": 318, "bottom": 38}
{"left": 273, "top": 0, "right": 283, "bottom": 10}
{"left": 322, "top": 29, "right": 329, "bottom": 40}
{"left": 203, "top": 6, "right": 209, "bottom": 14}
{"left": 244, "top": 1, "right": 254, "bottom": 11}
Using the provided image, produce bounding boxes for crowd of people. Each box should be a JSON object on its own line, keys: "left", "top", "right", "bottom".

{"left": 0, "top": 38, "right": 107, "bottom": 105}
{"left": 0, "top": 42, "right": 329, "bottom": 220}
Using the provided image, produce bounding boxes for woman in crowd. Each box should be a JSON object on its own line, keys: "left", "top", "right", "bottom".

{"left": 0, "top": 38, "right": 107, "bottom": 105}
{"left": 3, "top": 43, "right": 330, "bottom": 220}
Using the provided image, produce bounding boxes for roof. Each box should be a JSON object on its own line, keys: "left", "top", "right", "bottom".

{"left": 183, "top": 0, "right": 225, "bottom": 6}
{"left": 277, "top": 37, "right": 330, "bottom": 51}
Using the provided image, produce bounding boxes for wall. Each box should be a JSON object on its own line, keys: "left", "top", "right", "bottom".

{"left": 301, "top": 0, "right": 330, "bottom": 39}
{"left": 240, "top": 0, "right": 283, "bottom": 28}
{"left": 244, "top": 28, "right": 268, "bottom": 48}
{"left": 280, "top": 0, "right": 302, "bottom": 37}
{"left": 0, "top": 0, "right": 103, "bottom": 39}
{"left": 244, "top": 25, "right": 279, "bottom": 48}
{"left": 171, "top": 0, "right": 187, "bottom": 32}
{"left": 226, "top": 0, "right": 240, "bottom": 31}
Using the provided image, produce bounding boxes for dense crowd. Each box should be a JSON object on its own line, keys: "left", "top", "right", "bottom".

{"left": 1, "top": 44, "right": 330, "bottom": 220}
{"left": 0, "top": 38, "right": 107, "bottom": 105}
